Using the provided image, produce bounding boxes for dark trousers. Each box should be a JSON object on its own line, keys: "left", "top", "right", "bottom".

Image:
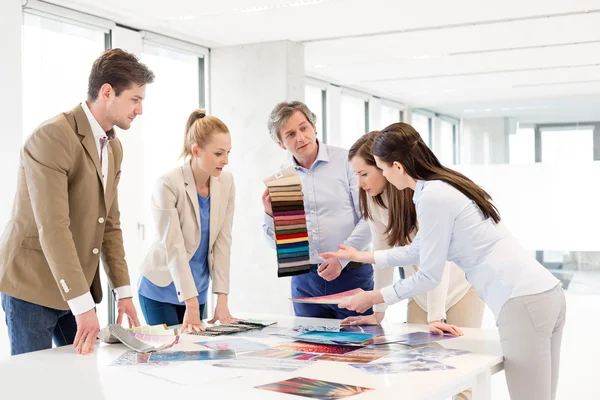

{"left": 138, "top": 294, "right": 206, "bottom": 326}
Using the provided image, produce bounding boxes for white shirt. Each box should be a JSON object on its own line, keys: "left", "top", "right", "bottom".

{"left": 66, "top": 102, "right": 131, "bottom": 316}
{"left": 368, "top": 194, "right": 471, "bottom": 321}
{"left": 376, "top": 180, "right": 559, "bottom": 320}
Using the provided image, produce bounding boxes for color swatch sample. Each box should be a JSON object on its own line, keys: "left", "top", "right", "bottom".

{"left": 295, "top": 331, "right": 373, "bottom": 346}
{"left": 290, "top": 288, "right": 364, "bottom": 305}
{"left": 215, "top": 357, "right": 314, "bottom": 372}
{"left": 255, "top": 376, "right": 374, "bottom": 399}
{"left": 385, "top": 346, "right": 470, "bottom": 360}
{"left": 273, "top": 342, "right": 358, "bottom": 355}
{"left": 148, "top": 350, "right": 236, "bottom": 363}
{"left": 350, "top": 359, "right": 456, "bottom": 374}
{"left": 264, "top": 166, "right": 310, "bottom": 277}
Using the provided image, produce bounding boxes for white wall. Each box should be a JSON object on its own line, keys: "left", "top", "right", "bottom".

{"left": 461, "top": 117, "right": 510, "bottom": 164}
{"left": 211, "top": 41, "right": 305, "bottom": 316}
{"left": 0, "top": 0, "right": 23, "bottom": 230}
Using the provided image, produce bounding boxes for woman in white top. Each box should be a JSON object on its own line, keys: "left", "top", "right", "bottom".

{"left": 321, "top": 123, "right": 566, "bottom": 400}
{"left": 345, "top": 132, "right": 484, "bottom": 340}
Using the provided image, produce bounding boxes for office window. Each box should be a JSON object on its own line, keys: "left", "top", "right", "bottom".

{"left": 509, "top": 127, "right": 535, "bottom": 164}
{"left": 305, "top": 85, "right": 326, "bottom": 143}
{"left": 541, "top": 127, "right": 593, "bottom": 164}
{"left": 439, "top": 120, "right": 456, "bottom": 165}
{"left": 22, "top": 13, "right": 107, "bottom": 139}
{"left": 381, "top": 104, "right": 402, "bottom": 129}
{"left": 340, "top": 94, "right": 367, "bottom": 149}
{"left": 412, "top": 112, "right": 431, "bottom": 147}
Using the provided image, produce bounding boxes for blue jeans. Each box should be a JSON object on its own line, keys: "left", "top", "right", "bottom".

{"left": 138, "top": 294, "right": 206, "bottom": 326}
{"left": 291, "top": 263, "right": 374, "bottom": 319}
{"left": 1, "top": 293, "right": 78, "bottom": 356}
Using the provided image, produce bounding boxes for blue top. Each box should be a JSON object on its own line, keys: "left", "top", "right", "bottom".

{"left": 262, "top": 141, "right": 371, "bottom": 268}
{"left": 138, "top": 194, "right": 211, "bottom": 305}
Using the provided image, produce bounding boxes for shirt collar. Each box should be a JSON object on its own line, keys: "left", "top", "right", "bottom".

{"left": 291, "top": 140, "right": 329, "bottom": 169}
{"left": 413, "top": 180, "right": 426, "bottom": 204}
{"left": 81, "top": 101, "right": 116, "bottom": 141}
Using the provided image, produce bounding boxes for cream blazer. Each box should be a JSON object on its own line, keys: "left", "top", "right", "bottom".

{"left": 140, "top": 162, "right": 235, "bottom": 302}
{"left": 368, "top": 194, "right": 472, "bottom": 321}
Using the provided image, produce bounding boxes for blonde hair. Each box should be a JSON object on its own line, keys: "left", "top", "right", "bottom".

{"left": 181, "top": 109, "right": 230, "bottom": 158}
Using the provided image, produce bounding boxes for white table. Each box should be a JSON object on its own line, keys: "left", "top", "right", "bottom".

{"left": 0, "top": 313, "right": 503, "bottom": 400}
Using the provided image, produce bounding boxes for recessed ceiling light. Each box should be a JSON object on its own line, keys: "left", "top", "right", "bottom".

{"left": 412, "top": 55, "right": 432, "bottom": 60}
{"left": 443, "top": 89, "right": 457, "bottom": 93}
{"left": 239, "top": 0, "right": 325, "bottom": 13}
{"left": 483, "top": 108, "right": 492, "bottom": 112}
{"left": 463, "top": 109, "right": 475, "bottom": 113}
{"left": 415, "top": 90, "right": 430, "bottom": 95}
{"left": 312, "top": 64, "right": 325, "bottom": 69}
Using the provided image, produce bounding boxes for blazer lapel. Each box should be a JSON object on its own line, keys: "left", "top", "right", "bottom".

{"left": 104, "top": 145, "right": 115, "bottom": 209}
{"left": 73, "top": 105, "right": 103, "bottom": 185}
{"left": 209, "top": 176, "right": 221, "bottom": 249}
{"left": 183, "top": 162, "right": 201, "bottom": 233}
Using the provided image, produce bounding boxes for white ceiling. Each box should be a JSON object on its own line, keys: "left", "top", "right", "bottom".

{"left": 46, "top": 0, "right": 600, "bottom": 121}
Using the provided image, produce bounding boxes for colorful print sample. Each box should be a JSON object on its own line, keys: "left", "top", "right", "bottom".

{"left": 255, "top": 376, "right": 374, "bottom": 399}
{"left": 295, "top": 331, "right": 373, "bottom": 346}
{"left": 350, "top": 358, "right": 456, "bottom": 375}
{"left": 290, "top": 288, "right": 364, "bottom": 305}
{"left": 386, "top": 346, "right": 470, "bottom": 360}
{"left": 273, "top": 342, "right": 358, "bottom": 355}
{"left": 264, "top": 166, "right": 310, "bottom": 277}
{"left": 241, "top": 349, "right": 319, "bottom": 360}
{"left": 148, "top": 350, "right": 236, "bottom": 363}
{"left": 214, "top": 357, "right": 314, "bottom": 372}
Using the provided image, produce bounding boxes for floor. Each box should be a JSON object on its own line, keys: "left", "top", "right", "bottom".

{"left": 1, "top": 273, "right": 598, "bottom": 399}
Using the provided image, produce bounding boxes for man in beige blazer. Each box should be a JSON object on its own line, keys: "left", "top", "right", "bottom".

{"left": 0, "top": 49, "right": 155, "bottom": 356}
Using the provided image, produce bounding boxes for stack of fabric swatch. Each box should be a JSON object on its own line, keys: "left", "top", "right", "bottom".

{"left": 264, "top": 166, "right": 310, "bottom": 277}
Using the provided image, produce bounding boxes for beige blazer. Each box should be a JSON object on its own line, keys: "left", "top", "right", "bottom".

{"left": 0, "top": 104, "right": 129, "bottom": 310}
{"left": 140, "top": 162, "right": 235, "bottom": 302}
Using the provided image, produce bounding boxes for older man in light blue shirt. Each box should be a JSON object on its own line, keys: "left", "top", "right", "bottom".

{"left": 262, "top": 101, "right": 373, "bottom": 319}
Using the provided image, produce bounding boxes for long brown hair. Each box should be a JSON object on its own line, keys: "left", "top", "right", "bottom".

{"left": 349, "top": 131, "right": 417, "bottom": 246}
{"left": 373, "top": 123, "right": 501, "bottom": 223}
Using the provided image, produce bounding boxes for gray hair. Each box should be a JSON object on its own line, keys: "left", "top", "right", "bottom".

{"left": 267, "top": 101, "right": 318, "bottom": 144}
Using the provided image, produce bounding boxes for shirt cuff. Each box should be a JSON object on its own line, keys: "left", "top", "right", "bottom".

{"left": 374, "top": 250, "right": 391, "bottom": 268}
{"left": 338, "top": 259, "right": 349, "bottom": 269}
{"left": 264, "top": 213, "right": 275, "bottom": 230}
{"left": 67, "top": 292, "right": 95, "bottom": 316}
{"left": 427, "top": 310, "right": 447, "bottom": 323}
{"left": 114, "top": 285, "right": 133, "bottom": 300}
{"left": 381, "top": 285, "right": 402, "bottom": 306}
{"left": 373, "top": 302, "right": 388, "bottom": 312}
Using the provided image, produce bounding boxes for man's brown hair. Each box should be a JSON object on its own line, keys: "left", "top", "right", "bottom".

{"left": 87, "top": 48, "right": 155, "bottom": 101}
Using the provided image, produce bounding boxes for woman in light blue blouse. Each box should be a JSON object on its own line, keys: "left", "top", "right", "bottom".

{"left": 321, "top": 122, "right": 565, "bottom": 400}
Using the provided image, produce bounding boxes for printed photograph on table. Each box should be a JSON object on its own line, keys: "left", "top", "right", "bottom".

{"left": 386, "top": 346, "right": 470, "bottom": 361}
{"left": 294, "top": 325, "right": 340, "bottom": 333}
{"left": 312, "top": 353, "right": 385, "bottom": 364}
{"left": 340, "top": 324, "right": 386, "bottom": 336}
{"left": 362, "top": 334, "right": 410, "bottom": 346}
{"left": 255, "top": 376, "right": 374, "bottom": 399}
{"left": 346, "top": 347, "right": 393, "bottom": 358}
{"left": 350, "top": 358, "right": 456, "bottom": 375}
{"left": 295, "top": 331, "right": 373, "bottom": 346}
{"left": 290, "top": 288, "right": 364, "bottom": 304}
{"left": 273, "top": 342, "right": 358, "bottom": 355}
{"left": 148, "top": 350, "right": 236, "bottom": 363}
{"left": 242, "top": 349, "right": 320, "bottom": 360}
{"left": 395, "top": 331, "right": 458, "bottom": 346}
{"left": 196, "top": 338, "right": 269, "bottom": 353}
{"left": 214, "top": 357, "right": 315, "bottom": 372}
{"left": 110, "top": 351, "right": 157, "bottom": 366}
